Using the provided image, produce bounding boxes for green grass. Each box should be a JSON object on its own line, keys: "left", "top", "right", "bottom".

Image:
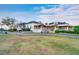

{"left": 0, "top": 34, "right": 14, "bottom": 39}
{"left": 0, "top": 34, "right": 79, "bottom": 54}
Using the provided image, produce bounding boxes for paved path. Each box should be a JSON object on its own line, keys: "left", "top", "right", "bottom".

{"left": 9, "top": 32, "right": 79, "bottom": 38}
{"left": 51, "top": 33, "right": 79, "bottom": 39}
{"left": 0, "top": 31, "right": 79, "bottom": 39}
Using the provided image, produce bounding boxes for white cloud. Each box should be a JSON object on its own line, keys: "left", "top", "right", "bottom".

{"left": 37, "top": 4, "right": 79, "bottom": 25}
{"left": 40, "top": 6, "right": 64, "bottom": 14}
{"left": 39, "top": 4, "right": 79, "bottom": 15}
{"left": 65, "top": 5, "right": 79, "bottom": 15}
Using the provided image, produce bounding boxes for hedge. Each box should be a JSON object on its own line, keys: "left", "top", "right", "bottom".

{"left": 8, "top": 29, "right": 17, "bottom": 32}
{"left": 55, "top": 30, "right": 74, "bottom": 34}
{"left": 73, "top": 26, "right": 79, "bottom": 34}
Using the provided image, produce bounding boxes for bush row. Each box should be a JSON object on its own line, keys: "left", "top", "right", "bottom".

{"left": 73, "top": 26, "right": 79, "bottom": 34}
{"left": 55, "top": 30, "right": 79, "bottom": 34}
{"left": 8, "top": 28, "right": 31, "bottom": 32}
{"left": 55, "top": 30, "right": 74, "bottom": 33}
{"left": 54, "top": 26, "right": 79, "bottom": 34}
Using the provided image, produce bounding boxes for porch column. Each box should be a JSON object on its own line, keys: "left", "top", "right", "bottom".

{"left": 53, "top": 26, "right": 57, "bottom": 33}
{"left": 41, "top": 26, "right": 43, "bottom": 32}
{"left": 66, "top": 26, "right": 69, "bottom": 30}
{"left": 71, "top": 26, "right": 74, "bottom": 31}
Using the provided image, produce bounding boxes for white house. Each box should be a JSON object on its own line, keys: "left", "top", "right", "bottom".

{"left": 29, "top": 22, "right": 73, "bottom": 33}
{"left": 0, "top": 23, "right": 10, "bottom": 30}
{"left": 49, "top": 22, "right": 73, "bottom": 31}
{"left": 17, "top": 21, "right": 43, "bottom": 33}
{"left": 17, "top": 21, "right": 73, "bottom": 33}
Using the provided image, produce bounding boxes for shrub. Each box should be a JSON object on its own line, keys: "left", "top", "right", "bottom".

{"left": 22, "top": 28, "right": 30, "bottom": 31}
{"left": 0, "top": 28, "right": 5, "bottom": 31}
{"left": 8, "top": 29, "right": 17, "bottom": 32}
{"left": 73, "top": 26, "right": 79, "bottom": 34}
{"left": 55, "top": 30, "right": 74, "bottom": 33}
{"left": 0, "top": 28, "right": 7, "bottom": 34}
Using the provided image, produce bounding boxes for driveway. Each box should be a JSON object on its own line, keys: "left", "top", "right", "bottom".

{"left": 1, "top": 31, "right": 79, "bottom": 39}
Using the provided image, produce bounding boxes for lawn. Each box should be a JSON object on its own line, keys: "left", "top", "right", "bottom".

{"left": 0, "top": 34, "right": 79, "bottom": 55}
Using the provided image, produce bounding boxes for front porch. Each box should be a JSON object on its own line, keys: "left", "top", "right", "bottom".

{"left": 33, "top": 25, "right": 73, "bottom": 33}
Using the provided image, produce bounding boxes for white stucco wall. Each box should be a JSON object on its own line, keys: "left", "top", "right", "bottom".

{"left": 31, "top": 28, "right": 42, "bottom": 33}
{"left": 0, "top": 25, "right": 10, "bottom": 30}
{"left": 25, "top": 23, "right": 42, "bottom": 33}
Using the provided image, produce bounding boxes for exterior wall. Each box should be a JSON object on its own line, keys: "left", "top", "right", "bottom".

{"left": 25, "top": 23, "right": 37, "bottom": 29}
{"left": 68, "top": 27, "right": 73, "bottom": 31}
{"left": 57, "top": 26, "right": 73, "bottom": 31}
{"left": 57, "top": 26, "right": 67, "bottom": 30}
{"left": 46, "top": 26, "right": 55, "bottom": 31}
{"left": 0, "top": 24, "right": 2, "bottom": 28}
{"left": 25, "top": 24, "right": 32, "bottom": 29}
{"left": 24, "top": 23, "right": 42, "bottom": 33}
{"left": 17, "top": 26, "right": 22, "bottom": 31}
{"left": 31, "top": 29, "right": 42, "bottom": 33}
{"left": 30, "top": 23, "right": 42, "bottom": 33}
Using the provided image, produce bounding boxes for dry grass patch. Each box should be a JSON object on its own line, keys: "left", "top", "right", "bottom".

{"left": 0, "top": 35, "right": 79, "bottom": 54}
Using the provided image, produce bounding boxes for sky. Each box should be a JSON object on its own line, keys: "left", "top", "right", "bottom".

{"left": 0, "top": 4, "right": 79, "bottom": 26}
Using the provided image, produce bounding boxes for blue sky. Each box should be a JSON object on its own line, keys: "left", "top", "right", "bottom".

{"left": 0, "top": 4, "right": 59, "bottom": 12}
{"left": 0, "top": 4, "right": 79, "bottom": 25}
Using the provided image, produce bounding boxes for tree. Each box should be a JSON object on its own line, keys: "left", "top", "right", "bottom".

{"left": 1, "top": 17, "right": 16, "bottom": 30}
{"left": 73, "top": 26, "right": 79, "bottom": 34}
{"left": 1, "top": 17, "right": 16, "bottom": 25}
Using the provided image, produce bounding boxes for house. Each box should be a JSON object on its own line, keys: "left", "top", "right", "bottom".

{"left": 0, "top": 23, "right": 10, "bottom": 30}
{"left": 16, "top": 22, "right": 27, "bottom": 31}
{"left": 17, "top": 21, "right": 42, "bottom": 32}
{"left": 49, "top": 22, "right": 73, "bottom": 33}
{"left": 49, "top": 22, "right": 73, "bottom": 30}
{"left": 33, "top": 22, "right": 73, "bottom": 33}
{"left": 17, "top": 21, "right": 73, "bottom": 33}
{"left": 0, "top": 23, "right": 16, "bottom": 31}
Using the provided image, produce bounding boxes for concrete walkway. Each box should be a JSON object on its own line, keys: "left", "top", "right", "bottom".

{"left": 51, "top": 33, "right": 79, "bottom": 39}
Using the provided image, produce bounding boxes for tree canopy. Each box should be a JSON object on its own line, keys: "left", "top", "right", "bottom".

{"left": 1, "top": 17, "right": 16, "bottom": 25}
